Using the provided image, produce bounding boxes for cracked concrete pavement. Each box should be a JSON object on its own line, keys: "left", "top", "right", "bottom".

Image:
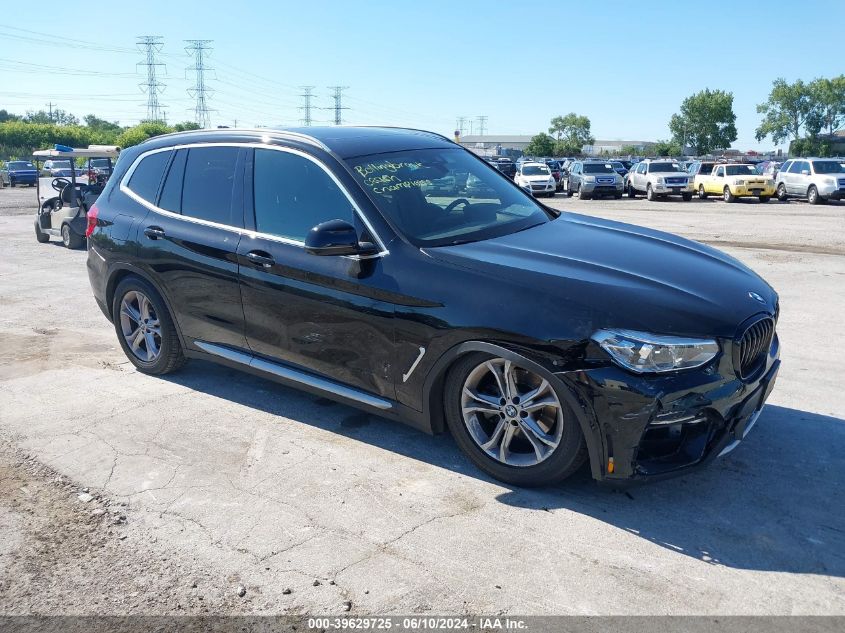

{"left": 1, "top": 188, "right": 844, "bottom": 615}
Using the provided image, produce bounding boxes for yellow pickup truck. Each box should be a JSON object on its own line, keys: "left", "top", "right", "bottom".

{"left": 694, "top": 163, "right": 776, "bottom": 202}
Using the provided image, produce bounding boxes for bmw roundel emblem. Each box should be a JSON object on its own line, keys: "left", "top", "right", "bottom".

{"left": 748, "top": 291, "right": 765, "bottom": 304}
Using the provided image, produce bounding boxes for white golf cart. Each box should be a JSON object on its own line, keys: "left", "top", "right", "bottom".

{"left": 33, "top": 144, "right": 120, "bottom": 248}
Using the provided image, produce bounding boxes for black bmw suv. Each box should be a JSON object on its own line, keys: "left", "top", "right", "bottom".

{"left": 86, "top": 127, "right": 780, "bottom": 486}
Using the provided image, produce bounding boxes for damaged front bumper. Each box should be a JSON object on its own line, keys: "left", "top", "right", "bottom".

{"left": 559, "top": 334, "right": 780, "bottom": 482}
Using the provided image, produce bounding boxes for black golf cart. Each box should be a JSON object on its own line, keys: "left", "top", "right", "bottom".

{"left": 32, "top": 144, "right": 120, "bottom": 249}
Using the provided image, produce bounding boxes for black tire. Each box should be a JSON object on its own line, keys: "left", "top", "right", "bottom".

{"left": 759, "top": 196, "right": 770, "bottom": 203}
{"left": 614, "top": 193, "right": 623, "bottom": 199}
{"left": 808, "top": 185, "right": 822, "bottom": 205}
{"left": 723, "top": 186, "right": 736, "bottom": 203}
{"left": 8, "top": 181, "right": 14, "bottom": 188}
{"left": 698, "top": 185, "right": 708, "bottom": 199}
{"left": 627, "top": 184, "right": 637, "bottom": 198}
{"left": 443, "top": 352, "right": 588, "bottom": 487}
{"left": 61, "top": 224, "right": 84, "bottom": 249}
{"left": 682, "top": 192, "right": 693, "bottom": 201}
{"left": 646, "top": 184, "right": 656, "bottom": 201}
{"left": 112, "top": 276, "right": 186, "bottom": 375}
{"left": 777, "top": 183, "right": 788, "bottom": 201}
{"left": 578, "top": 184, "right": 591, "bottom": 200}
{"left": 35, "top": 222, "right": 49, "bottom": 243}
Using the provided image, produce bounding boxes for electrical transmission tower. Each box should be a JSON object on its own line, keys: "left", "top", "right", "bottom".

{"left": 476, "top": 116, "right": 488, "bottom": 136}
{"left": 137, "top": 36, "right": 166, "bottom": 122}
{"left": 327, "top": 86, "right": 349, "bottom": 125}
{"left": 456, "top": 116, "right": 468, "bottom": 136}
{"left": 299, "top": 86, "right": 316, "bottom": 126}
{"left": 185, "top": 40, "right": 214, "bottom": 128}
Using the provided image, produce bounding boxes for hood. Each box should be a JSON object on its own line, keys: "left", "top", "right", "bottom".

{"left": 425, "top": 212, "right": 777, "bottom": 339}
{"left": 654, "top": 171, "right": 689, "bottom": 178}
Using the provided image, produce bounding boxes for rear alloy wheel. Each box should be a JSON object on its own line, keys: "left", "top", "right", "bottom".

{"left": 724, "top": 186, "right": 736, "bottom": 203}
{"left": 698, "top": 185, "right": 708, "bottom": 199}
{"left": 777, "top": 183, "right": 788, "bottom": 201}
{"left": 61, "top": 224, "right": 84, "bottom": 249}
{"left": 445, "top": 353, "right": 587, "bottom": 486}
{"left": 113, "top": 277, "right": 185, "bottom": 375}
{"left": 808, "top": 185, "right": 822, "bottom": 205}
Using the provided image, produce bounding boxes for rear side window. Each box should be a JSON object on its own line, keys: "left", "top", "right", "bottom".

{"left": 181, "top": 147, "right": 240, "bottom": 225}
{"left": 126, "top": 150, "right": 171, "bottom": 204}
{"left": 253, "top": 149, "right": 355, "bottom": 242}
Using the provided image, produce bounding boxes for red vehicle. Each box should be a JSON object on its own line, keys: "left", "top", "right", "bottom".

{"left": 545, "top": 160, "right": 563, "bottom": 191}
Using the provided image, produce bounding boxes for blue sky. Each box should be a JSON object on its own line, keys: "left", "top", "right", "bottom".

{"left": 1, "top": 0, "right": 843, "bottom": 150}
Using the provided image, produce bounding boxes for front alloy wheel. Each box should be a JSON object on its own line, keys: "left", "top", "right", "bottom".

{"left": 445, "top": 353, "right": 587, "bottom": 486}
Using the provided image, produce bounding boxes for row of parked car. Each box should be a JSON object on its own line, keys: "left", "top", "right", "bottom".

{"left": 482, "top": 155, "right": 845, "bottom": 204}
{"left": 0, "top": 158, "right": 113, "bottom": 187}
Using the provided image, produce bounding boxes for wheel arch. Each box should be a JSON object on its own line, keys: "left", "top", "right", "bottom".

{"left": 105, "top": 264, "right": 188, "bottom": 349}
{"left": 421, "top": 340, "right": 604, "bottom": 479}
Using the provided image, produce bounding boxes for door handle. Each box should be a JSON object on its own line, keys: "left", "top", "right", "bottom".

{"left": 245, "top": 251, "right": 275, "bottom": 268}
{"left": 144, "top": 226, "right": 166, "bottom": 240}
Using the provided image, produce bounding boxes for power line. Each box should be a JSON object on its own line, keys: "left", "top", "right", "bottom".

{"left": 137, "top": 35, "right": 166, "bottom": 122}
{"left": 185, "top": 39, "right": 214, "bottom": 128}
{"left": 326, "top": 86, "right": 349, "bottom": 126}
{"left": 299, "top": 86, "right": 315, "bottom": 126}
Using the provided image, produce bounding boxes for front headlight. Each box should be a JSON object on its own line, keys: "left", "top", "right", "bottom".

{"left": 583, "top": 175, "right": 595, "bottom": 182}
{"left": 766, "top": 179, "right": 774, "bottom": 186}
{"left": 592, "top": 329, "right": 719, "bottom": 373}
{"left": 736, "top": 179, "right": 745, "bottom": 185}
{"left": 656, "top": 177, "right": 664, "bottom": 184}
{"left": 826, "top": 177, "right": 837, "bottom": 186}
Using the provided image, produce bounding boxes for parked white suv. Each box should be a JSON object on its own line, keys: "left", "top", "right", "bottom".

{"left": 775, "top": 158, "right": 845, "bottom": 204}
{"left": 514, "top": 162, "right": 556, "bottom": 197}
{"left": 627, "top": 159, "right": 694, "bottom": 201}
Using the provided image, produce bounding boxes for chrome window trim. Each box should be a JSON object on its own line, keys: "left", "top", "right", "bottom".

{"left": 119, "top": 141, "right": 389, "bottom": 258}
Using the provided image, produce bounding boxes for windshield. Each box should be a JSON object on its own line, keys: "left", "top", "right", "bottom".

{"left": 725, "top": 165, "right": 756, "bottom": 176}
{"left": 91, "top": 159, "right": 110, "bottom": 167}
{"left": 609, "top": 162, "right": 624, "bottom": 170}
{"left": 522, "top": 165, "right": 550, "bottom": 175}
{"left": 8, "top": 161, "right": 34, "bottom": 169}
{"left": 584, "top": 163, "right": 615, "bottom": 174}
{"left": 50, "top": 160, "right": 73, "bottom": 168}
{"left": 813, "top": 161, "right": 845, "bottom": 174}
{"left": 348, "top": 148, "right": 550, "bottom": 247}
{"left": 648, "top": 162, "right": 681, "bottom": 173}
{"left": 545, "top": 161, "right": 560, "bottom": 170}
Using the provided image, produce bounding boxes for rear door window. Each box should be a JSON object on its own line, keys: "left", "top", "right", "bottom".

{"left": 181, "top": 147, "right": 240, "bottom": 226}
{"left": 126, "top": 150, "right": 171, "bottom": 204}
{"left": 158, "top": 149, "right": 187, "bottom": 213}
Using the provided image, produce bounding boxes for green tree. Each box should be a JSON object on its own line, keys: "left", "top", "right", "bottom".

{"left": 807, "top": 76, "right": 845, "bottom": 137}
{"left": 669, "top": 89, "right": 737, "bottom": 155}
{"left": 619, "top": 144, "right": 644, "bottom": 155}
{"left": 524, "top": 132, "right": 555, "bottom": 157}
{"left": 548, "top": 113, "right": 594, "bottom": 152}
{"left": 173, "top": 121, "right": 201, "bottom": 132}
{"left": 650, "top": 139, "right": 683, "bottom": 157}
{"left": 116, "top": 121, "right": 173, "bottom": 148}
{"left": 755, "top": 78, "right": 813, "bottom": 145}
{"left": 24, "top": 108, "right": 79, "bottom": 126}
{"left": 0, "top": 109, "right": 20, "bottom": 123}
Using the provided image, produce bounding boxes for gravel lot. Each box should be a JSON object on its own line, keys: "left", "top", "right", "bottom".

{"left": 0, "top": 185, "right": 843, "bottom": 616}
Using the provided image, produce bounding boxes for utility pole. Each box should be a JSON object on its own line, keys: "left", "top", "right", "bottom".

{"left": 185, "top": 40, "right": 214, "bottom": 128}
{"left": 327, "top": 86, "right": 349, "bottom": 125}
{"left": 476, "top": 115, "right": 488, "bottom": 137}
{"left": 46, "top": 102, "right": 55, "bottom": 123}
{"left": 137, "top": 36, "right": 166, "bottom": 122}
{"left": 299, "top": 86, "right": 315, "bottom": 126}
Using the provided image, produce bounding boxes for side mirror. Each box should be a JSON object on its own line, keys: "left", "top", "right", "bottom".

{"left": 801, "top": 169, "right": 810, "bottom": 175}
{"left": 304, "top": 219, "right": 376, "bottom": 257}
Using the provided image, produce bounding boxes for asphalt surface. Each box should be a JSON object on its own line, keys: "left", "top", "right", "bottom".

{"left": 0, "top": 185, "right": 844, "bottom": 615}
